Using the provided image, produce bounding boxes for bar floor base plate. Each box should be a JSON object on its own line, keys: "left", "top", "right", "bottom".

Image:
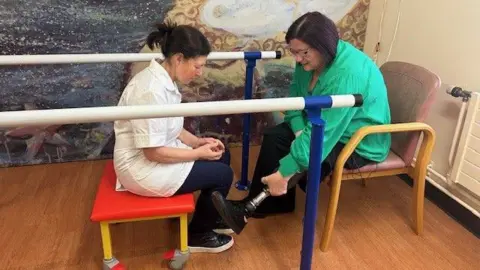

{"left": 235, "top": 180, "right": 250, "bottom": 191}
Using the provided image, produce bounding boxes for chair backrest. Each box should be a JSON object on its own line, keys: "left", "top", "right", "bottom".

{"left": 380, "top": 61, "right": 441, "bottom": 165}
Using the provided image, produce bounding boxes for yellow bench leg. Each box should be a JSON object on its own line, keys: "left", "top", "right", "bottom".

{"left": 100, "top": 222, "right": 113, "bottom": 260}
{"left": 166, "top": 214, "right": 190, "bottom": 269}
{"left": 180, "top": 214, "right": 188, "bottom": 252}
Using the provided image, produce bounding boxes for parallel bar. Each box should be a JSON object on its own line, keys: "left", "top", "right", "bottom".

{"left": 0, "top": 97, "right": 305, "bottom": 128}
{"left": 304, "top": 94, "right": 363, "bottom": 109}
{"left": 260, "top": 51, "right": 281, "bottom": 59}
{"left": 0, "top": 95, "right": 362, "bottom": 128}
{"left": 0, "top": 51, "right": 281, "bottom": 65}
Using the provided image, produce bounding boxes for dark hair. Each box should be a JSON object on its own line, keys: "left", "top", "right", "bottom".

{"left": 285, "top": 12, "right": 339, "bottom": 66}
{"left": 146, "top": 20, "right": 211, "bottom": 59}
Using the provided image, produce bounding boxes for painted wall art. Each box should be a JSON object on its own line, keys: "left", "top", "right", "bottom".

{"left": 0, "top": 0, "right": 371, "bottom": 167}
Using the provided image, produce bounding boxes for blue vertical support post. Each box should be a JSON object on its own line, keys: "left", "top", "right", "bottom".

{"left": 235, "top": 51, "right": 282, "bottom": 190}
{"left": 235, "top": 52, "right": 260, "bottom": 190}
{"left": 299, "top": 103, "right": 324, "bottom": 270}
{"left": 298, "top": 94, "right": 363, "bottom": 269}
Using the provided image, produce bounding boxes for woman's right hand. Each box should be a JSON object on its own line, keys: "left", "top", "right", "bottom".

{"left": 194, "top": 141, "right": 223, "bottom": 160}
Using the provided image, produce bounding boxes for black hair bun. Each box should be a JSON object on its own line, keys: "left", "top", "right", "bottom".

{"left": 146, "top": 20, "right": 177, "bottom": 52}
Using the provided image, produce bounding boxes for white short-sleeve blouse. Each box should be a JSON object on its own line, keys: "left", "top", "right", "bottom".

{"left": 113, "top": 59, "right": 194, "bottom": 197}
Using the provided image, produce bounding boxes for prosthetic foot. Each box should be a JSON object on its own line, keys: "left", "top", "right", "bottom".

{"left": 211, "top": 172, "right": 306, "bottom": 234}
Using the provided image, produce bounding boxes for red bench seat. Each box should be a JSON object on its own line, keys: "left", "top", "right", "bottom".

{"left": 90, "top": 160, "right": 195, "bottom": 222}
{"left": 90, "top": 160, "right": 195, "bottom": 269}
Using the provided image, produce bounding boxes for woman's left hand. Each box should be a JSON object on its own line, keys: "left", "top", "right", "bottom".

{"left": 197, "top": 137, "right": 225, "bottom": 152}
{"left": 262, "top": 171, "right": 290, "bottom": 196}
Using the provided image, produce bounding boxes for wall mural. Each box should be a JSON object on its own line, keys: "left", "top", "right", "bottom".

{"left": 0, "top": 0, "right": 371, "bottom": 167}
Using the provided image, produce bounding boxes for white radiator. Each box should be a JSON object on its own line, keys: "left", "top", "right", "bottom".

{"left": 450, "top": 91, "right": 480, "bottom": 197}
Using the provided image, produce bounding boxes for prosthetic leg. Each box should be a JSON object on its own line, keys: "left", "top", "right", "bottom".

{"left": 211, "top": 171, "right": 306, "bottom": 234}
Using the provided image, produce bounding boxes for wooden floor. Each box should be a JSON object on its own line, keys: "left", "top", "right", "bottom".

{"left": 0, "top": 147, "right": 478, "bottom": 270}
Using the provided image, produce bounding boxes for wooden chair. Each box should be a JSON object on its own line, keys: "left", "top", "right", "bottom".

{"left": 319, "top": 61, "right": 441, "bottom": 251}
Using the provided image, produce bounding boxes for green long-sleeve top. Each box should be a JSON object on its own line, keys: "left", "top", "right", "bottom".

{"left": 278, "top": 40, "right": 392, "bottom": 177}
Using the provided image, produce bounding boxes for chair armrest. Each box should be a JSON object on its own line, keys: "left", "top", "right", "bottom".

{"left": 332, "top": 122, "right": 436, "bottom": 178}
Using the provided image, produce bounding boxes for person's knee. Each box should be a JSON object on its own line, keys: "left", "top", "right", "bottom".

{"left": 263, "top": 123, "right": 291, "bottom": 136}
{"left": 298, "top": 163, "right": 331, "bottom": 193}
{"left": 217, "top": 163, "right": 234, "bottom": 188}
{"left": 221, "top": 148, "right": 231, "bottom": 166}
{"left": 262, "top": 130, "right": 283, "bottom": 149}
{"left": 262, "top": 123, "right": 294, "bottom": 146}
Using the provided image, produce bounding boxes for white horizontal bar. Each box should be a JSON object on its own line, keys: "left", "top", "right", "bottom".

{"left": 0, "top": 97, "right": 305, "bottom": 128}
{"left": 331, "top": 95, "right": 357, "bottom": 108}
{"left": 0, "top": 51, "right": 279, "bottom": 65}
{"left": 261, "top": 51, "right": 278, "bottom": 59}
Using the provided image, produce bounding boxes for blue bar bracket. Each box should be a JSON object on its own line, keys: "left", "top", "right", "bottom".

{"left": 235, "top": 52, "right": 261, "bottom": 191}
{"left": 299, "top": 106, "right": 324, "bottom": 270}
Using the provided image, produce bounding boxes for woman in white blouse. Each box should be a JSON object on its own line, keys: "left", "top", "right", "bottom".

{"left": 113, "top": 21, "right": 234, "bottom": 253}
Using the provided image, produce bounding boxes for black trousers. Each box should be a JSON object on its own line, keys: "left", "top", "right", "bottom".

{"left": 174, "top": 150, "right": 233, "bottom": 233}
{"left": 246, "top": 122, "right": 371, "bottom": 215}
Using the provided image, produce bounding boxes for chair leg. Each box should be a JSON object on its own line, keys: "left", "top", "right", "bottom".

{"left": 412, "top": 171, "right": 426, "bottom": 235}
{"left": 361, "top": 179, "right": 367, "bottom": 187}
{"left": 320, "top": 173, "right": 342, "bottom": 252}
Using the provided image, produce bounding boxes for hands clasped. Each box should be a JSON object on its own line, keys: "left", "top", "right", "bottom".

{"left": 195, "top": 137, "right": 225, "bottom": 161}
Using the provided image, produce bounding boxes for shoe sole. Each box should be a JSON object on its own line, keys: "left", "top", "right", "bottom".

{"left": 211, "top": 192, "right": 245, "bottom": 234}
{"left": 188, "top": 238, "right": 234, "bottom": 253}
{"left": 213, "top": 228, "right": 234, "bottom": 235}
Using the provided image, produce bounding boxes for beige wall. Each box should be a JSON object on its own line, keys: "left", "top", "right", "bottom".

{"left": 363, "top": 0, "right": 480, "bottom": 180}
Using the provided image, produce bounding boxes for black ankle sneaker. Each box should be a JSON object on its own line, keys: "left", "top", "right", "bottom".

{"left": 211, "top": 191, "right": 250, "bottom": 234}
{"left": 188, "top": 231, "right": 234, "bottom": 253}
{"left": 213, "top": 217, "right": 234, "bottom": 235}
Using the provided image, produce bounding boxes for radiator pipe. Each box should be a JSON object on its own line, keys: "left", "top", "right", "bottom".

{"left": 446, "top": 86, "right": 472, "bottom": 167}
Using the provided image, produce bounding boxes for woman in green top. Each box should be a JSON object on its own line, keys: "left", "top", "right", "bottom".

{"left": 212, "top": 11, "right": 391, "bottom": 231}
